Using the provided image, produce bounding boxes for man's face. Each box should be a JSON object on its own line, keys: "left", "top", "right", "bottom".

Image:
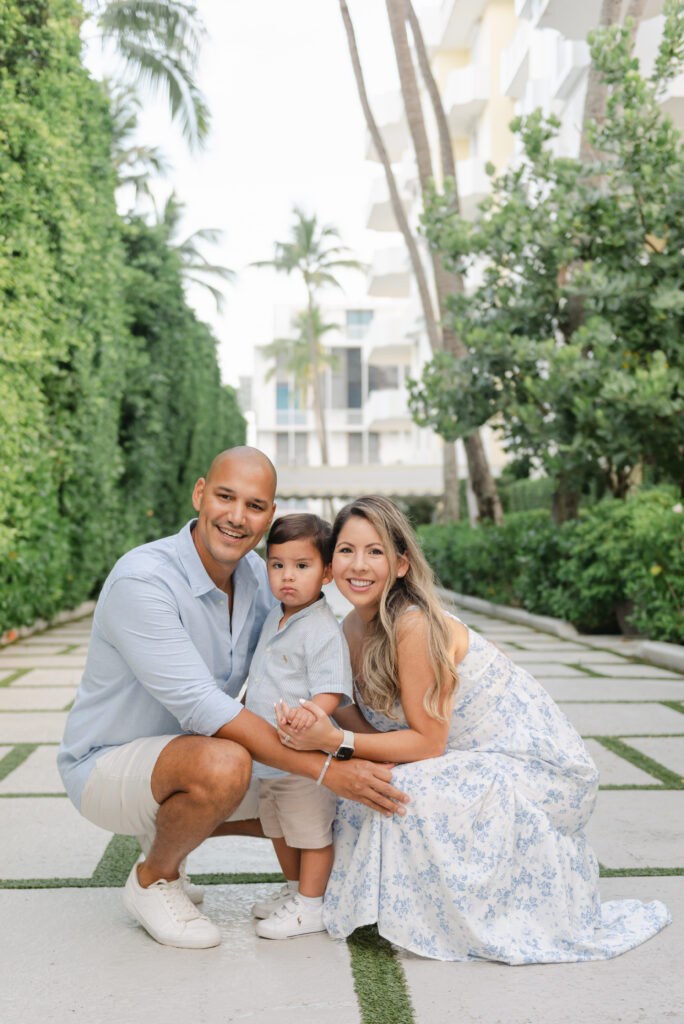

{"left": 191, "top": 454, "right": 275, "bottom": 582}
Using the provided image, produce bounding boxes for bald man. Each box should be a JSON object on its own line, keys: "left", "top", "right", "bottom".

{"left": 58, "top": 447, "right": 407, "bottom": 949}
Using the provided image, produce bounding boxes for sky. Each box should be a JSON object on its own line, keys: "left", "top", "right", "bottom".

{"left": 85, "top": 0, "right": 413, "bottom": 387}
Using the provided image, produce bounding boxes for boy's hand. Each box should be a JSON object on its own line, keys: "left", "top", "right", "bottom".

{"left": 287, "top": 705, "right": 316, "bottom": 731}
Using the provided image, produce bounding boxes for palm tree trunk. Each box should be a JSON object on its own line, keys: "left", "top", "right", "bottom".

{"left": 304, "top": 286, "right": 329, "bottom": 465}
{"left": 579, "top": 0, "right": 623, "bottom": 161}
{"left": 386, "top": 0, "right": 502, "bottom": 524}
{"left": 338, "top": 0, "right": 440, "bottom": 355}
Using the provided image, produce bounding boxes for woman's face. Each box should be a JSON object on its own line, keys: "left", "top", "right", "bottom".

{"left": 332, "top": 515, "right": 407, "bottom": 621}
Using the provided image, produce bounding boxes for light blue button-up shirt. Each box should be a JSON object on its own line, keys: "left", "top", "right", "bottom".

{"left": 58, "top": 520, "right": 277, "bottom": 810}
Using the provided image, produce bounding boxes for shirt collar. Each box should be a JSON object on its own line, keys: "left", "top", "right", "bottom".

{"left": 176, "top": 519, "right": 260, "bottom": 600}
{"left": 276, "top": 593, "right": 326, "bottom": 632}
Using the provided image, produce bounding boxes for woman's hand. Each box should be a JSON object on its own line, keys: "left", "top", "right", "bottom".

{"left": 275, "top": 699, "right": 342, "bottom": 753}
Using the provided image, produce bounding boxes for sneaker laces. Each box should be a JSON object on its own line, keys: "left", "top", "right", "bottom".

{"left": 150, "top": 877, "right": 205, "bottom": 924}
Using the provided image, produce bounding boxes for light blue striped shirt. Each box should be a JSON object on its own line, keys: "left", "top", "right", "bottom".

{"left": 245, "top": 596, "right": 353, "bottom": 779}
{"left": 58, "top": 520, "right": 277, "bottom": 809}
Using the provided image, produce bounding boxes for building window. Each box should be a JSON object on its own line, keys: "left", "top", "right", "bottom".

{"left": 276, "top": 433, "right": 289, "bottom": 464}
{"left": 347, "top": 433, "right": 363, "bottom": 464}
{"left": 276, "top": 382, "right": 289, "bottom": 411}
{"left": 294, "top": 433, "right": 308, "bottom": 465}
{"left": 369, "top": 432, "right": 380, "bottom": 464}
{"left": 347, "top": 348, "right": 362, "bottom": 408}
{"left": 346, "top": 309, "right": 373, "bottom": 339}
{"left": 368, "top": 365, "right": 400, "bottom": 392}
{"left": 330, "top": 348, "right": 363, "bottom": 409}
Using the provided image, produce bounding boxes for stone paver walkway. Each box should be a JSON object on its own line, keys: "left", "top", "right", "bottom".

{"left": 1, "top": 596, "right": 683, "bottom": 1024}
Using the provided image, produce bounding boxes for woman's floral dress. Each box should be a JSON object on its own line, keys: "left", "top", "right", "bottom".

{"left": 323, "top": 617, "right": 670, "bottom": 962}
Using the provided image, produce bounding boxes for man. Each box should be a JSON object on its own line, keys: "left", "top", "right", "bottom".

{"left": 58, "top": 446, "right": 407, "bottom": 949}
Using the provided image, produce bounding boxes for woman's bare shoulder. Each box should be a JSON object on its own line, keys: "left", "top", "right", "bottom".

{"left": 396, "top": 606, "right": 467, "bottom": 659}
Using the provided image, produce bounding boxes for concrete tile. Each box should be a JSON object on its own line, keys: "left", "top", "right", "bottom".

{"left": 563, "top": 650, "right": 638, "bottom": 666}
{"left": 507, "top": 650, "right": 609, "bottom": 665}
{"left": 589, "top": 663, "right": 683, "bottom": 680}
{"left": 0, "top": 745, "right": 13, "bottom": 760}
{"left": 541, "top": 678, "right": 684, "bottom": 701}
{"left": 186, "top": 835, "right": 281, "bottom": 875}
{"left": 0, "top": 670, "right": 15, "bottom": 683}
{"left": 0, "top": 885, "right": 359, "bottom": 1024}
{"left": 584, "top": 739, "right": 662, "bottom": 787}
{"left": 9, "top": 668, "right": 82, "bottom": 687}
{"left": 0, "top": 798, "right": 111, "bottom": 878}
{"left": 626, "top": 736, "right": 684, "bottom": 779}
{"left": 586, "top": 791, "right": 684, "bottom": 868}
{"left": 5, "top": 643, "right": 71, "bottom": 656}
{"left": 559, "top": 702, "right": 684, "bottom": 736}
{"left": 0, "top": 687, "right": 76, "bottom": 710}
{"left": 520, "top": 663, "right": 590, "bottom": 678}
{"left": 0, "top": 655, "right": 87, "bottom": 669}
{"left": 0, "top": 746, "right": 65, "bottom": 794}
{"left": 0, "top": 712, "right": 67, "bottom": 743}
{"left": 402, "top": 876, "right": 683, "bottom": 1024}
{"left": 508, "top": 641, "right": 591, "bottom": 652}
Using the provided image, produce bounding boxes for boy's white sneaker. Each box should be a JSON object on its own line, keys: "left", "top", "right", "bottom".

{"left": 123, "top": 864, "right": 221, "bottom": 948}
{"left": 255, "top": 895, "right": 325, "bottom": 939}
{"left": 251, "top": 881, "right": 298, "bottom": 919}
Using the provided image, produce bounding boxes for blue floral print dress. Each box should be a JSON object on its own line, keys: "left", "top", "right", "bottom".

{"left": 323, "top": 617, "right": 670, "bottom": 962}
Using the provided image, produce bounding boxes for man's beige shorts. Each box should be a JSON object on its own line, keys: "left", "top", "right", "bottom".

{"left": 258, "top": 774, "right": 336, "bottom": 849}
{"left": 80, "top": 735, "right": 259, "bottom": 850}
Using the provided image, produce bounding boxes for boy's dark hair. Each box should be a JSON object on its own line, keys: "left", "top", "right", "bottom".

{"left": 266, "top": 513, "right": 332, "bottom": 563}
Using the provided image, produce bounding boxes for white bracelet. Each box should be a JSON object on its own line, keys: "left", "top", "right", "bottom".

{"left": 316, "top": 753, "right": 333, "bottom": 786}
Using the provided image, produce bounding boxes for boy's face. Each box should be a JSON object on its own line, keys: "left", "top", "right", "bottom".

{"left": 267, "top": 538, "right": 332, "bottom": 615}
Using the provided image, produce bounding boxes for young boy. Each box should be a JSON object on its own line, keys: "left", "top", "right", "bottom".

{"left": 245, "top": 513, "right": 353, "bottom": 939}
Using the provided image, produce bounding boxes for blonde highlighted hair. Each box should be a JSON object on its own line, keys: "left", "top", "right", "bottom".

{"left": 331, "top": 496, "right": 458, "bottom": 721}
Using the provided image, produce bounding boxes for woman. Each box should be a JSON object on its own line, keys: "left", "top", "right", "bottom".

{"left": 276, "top": 496, "right": 670, "bottom": 963}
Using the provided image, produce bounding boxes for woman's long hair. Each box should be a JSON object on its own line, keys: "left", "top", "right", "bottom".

{"left": 330, "top": 496, "right": 458, "bottom": 722}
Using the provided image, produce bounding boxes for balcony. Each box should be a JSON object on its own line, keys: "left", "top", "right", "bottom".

{"left": 368, "top": 246, "right": 411, "bottom": 298}
{"left": 550, "top": 38, "right": 590, "bottom": 100}
{"left": 365, "top": 92, "right": 409, "bottom": 163}
{"left": 365, "top": 388, "right": 412, "bottom": 431}
{"left": 443, "top": 64, "right": 489, "bottom": 136}
{"left": 364, "top": 314, "right": 415, "bottom": 367}
{"left": 366, "top": 176, "right": 411, "bottom": 232}
{"left": 514, "top": 0, "right": 535, "bottom": 16}
{"left": 660, "top": 71, "right": 684, "bottom": 131}
{"left": 530, "top": 0, "right": 597, "bottom": 41}
{"left": 500, "top": 18, "right": 532, "bottom": 99}
{"left": 435, "top": 0, "right": 488, "bottom": 49}
{"left": 456, "top": 158, "right": 490, "bottom": 220}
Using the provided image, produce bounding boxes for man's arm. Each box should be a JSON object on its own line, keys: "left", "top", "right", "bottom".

{"left": 214, "top": 709, "right": 408, "bottom": 816}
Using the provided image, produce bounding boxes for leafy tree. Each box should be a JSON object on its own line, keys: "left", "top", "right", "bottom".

{"left": 83, "top": 0, "right": 209, "bottom": 149}
{"left": 410, "top": 2, "right": 684, "bottom": 521}
{"left": 254, "top": 206, "right": 363, "bottom": 465}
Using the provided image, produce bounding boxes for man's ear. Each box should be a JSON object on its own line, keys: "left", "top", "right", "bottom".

{"left": 396, "top": 554, "right": 409, "bottom": 579}
{"left": 191, "top": 478, "right": 205, "bottom": 512}
{"left": 321, "top": 563, "right": 333, "bottom": 587}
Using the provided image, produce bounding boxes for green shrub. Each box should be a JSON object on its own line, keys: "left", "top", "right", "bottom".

{"left": 418, "top": 490, "right": 683, "bottom": 643}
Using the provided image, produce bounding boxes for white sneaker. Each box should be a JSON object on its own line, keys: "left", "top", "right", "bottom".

{"left": 179, "top": 858, "right": 204, "bottom": 904}
{"left": 122, "top": 864, "right": 221, "bottom": 948}
{"left": 251, "top": 881, "right": 298, "bottom": 919}
{"left": 255, "top": 895, "right": 325, "bottom": 940}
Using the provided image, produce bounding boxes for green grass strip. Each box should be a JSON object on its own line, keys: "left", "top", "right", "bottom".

{"left": 0, "top": 669, "right": 31, "bottom": 688}
{"left": 595, "top": 736, "right": 684, "bottom": 788}
{"left": 90, "top": 834, "right": 141, "bottom": 886}
{"left": 661, "top": 701, "right": 684, "bottom": 716}
{"left": 600, "top": 866, "right": 684, "bottom": 877}
{"left": 190, "top": 871, "right": 285, "bottom": 885}
{"left": 347, "top": 925, "right": 415, "bottom": 1024}
{"left": 0, "top": 743, "right": 37, "bottom": 781}
{"left": 0, "top": 792, "right": 67, "bottom": 798}
{"left": 566, "top": 663, "right": 607, "bottom": 678}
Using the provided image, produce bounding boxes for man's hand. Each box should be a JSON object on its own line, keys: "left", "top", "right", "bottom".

{"left": 323, "top": 758, "right": 409, "bottom": 817}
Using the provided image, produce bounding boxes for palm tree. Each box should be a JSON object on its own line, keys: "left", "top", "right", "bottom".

{"left": 106, "top": 81, "right": 170, "bottom": 206}
{"left": 339, "top": 0, "right": 502, "bottom": 523}
{"left": 254, "top": 207, "right": 364, "bottom": 465}
{"left": 262, "top": 307, "right": 340, "bottom": 461}
{"left": 160, "top": 193, "right": 235, "bottom": 311}
{"left": 84, "top": 0, "right": 209, "bottom": 150}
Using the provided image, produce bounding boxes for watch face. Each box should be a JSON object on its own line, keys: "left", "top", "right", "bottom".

{"left": 335, "top": 746, "right": 354, "bottom": 761}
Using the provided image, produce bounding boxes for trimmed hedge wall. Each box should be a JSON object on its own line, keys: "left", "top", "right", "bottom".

{"left": 418, "top": 490, "right": 683, "bottom": 644}
{"left": 0, "top": 0, "right": 244, "bottom": 633}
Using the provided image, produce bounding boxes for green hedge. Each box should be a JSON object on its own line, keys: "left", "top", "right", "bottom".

{"left": 418, "top": 489, "right": 683, "bottom": 643}
{"left": 0, "top": 0, "right": 244, "bottom": 634}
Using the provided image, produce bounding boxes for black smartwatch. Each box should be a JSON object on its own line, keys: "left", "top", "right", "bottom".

{"left": 333, "top": 730, "right": 355, "bottom": 760}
